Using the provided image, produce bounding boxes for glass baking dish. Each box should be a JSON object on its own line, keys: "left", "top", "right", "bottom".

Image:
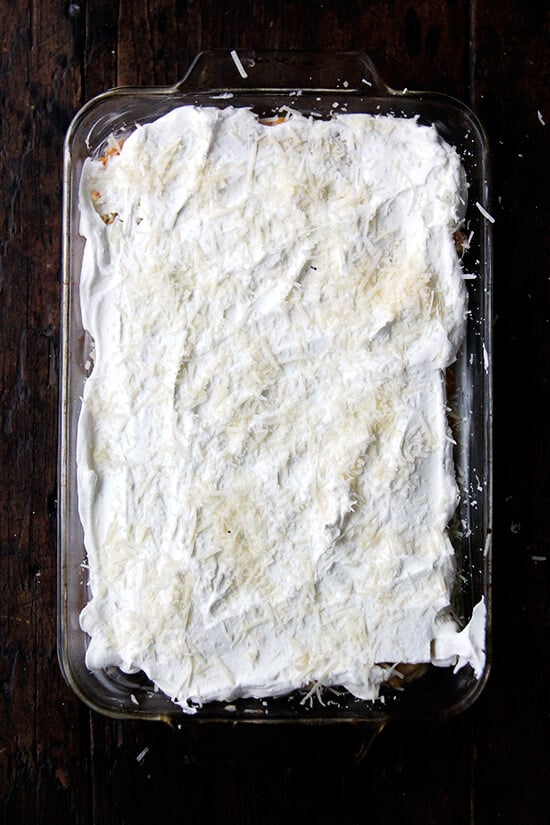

{"left": 58, "top": 50, "right": 492, "bottom": 757}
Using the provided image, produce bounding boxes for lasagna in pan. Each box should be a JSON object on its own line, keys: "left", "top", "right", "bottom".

{"left": 77, "top": 107, "right": 485, "bottom": 712}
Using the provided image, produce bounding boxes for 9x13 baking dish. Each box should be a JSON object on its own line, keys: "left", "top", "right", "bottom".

{"left": 58, "top": 50, "right": 492, "bottom": 755}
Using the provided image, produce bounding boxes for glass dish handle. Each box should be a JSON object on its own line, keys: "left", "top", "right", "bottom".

{"left": 176, "top": 49, "right": 385, "bottom": 93}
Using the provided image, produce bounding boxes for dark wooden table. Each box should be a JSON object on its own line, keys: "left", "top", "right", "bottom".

{"left": 1, "top": 1, "right": 549, "bottom": 822}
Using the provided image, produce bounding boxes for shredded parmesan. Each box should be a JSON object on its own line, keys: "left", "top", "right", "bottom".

{"left": 475, "top": 201, "right": 495, "bottom": 223}
{"left": 230, "top": 49, "right": 248, "bottom": 79}
{"left": 77, "top": 106, "right": 485, "bottom": 712}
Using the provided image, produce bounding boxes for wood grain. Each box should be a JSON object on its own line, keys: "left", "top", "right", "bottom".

{"left": 468, "top": 2, "right": 550, "bottom": 822}
{"left": 1, "top": 1, "right": 549, "bottom": 823}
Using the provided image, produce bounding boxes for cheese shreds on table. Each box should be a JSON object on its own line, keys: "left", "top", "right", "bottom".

{"left": 77, "top": 106, "right": 485, "bottom": 712}
{"left": 230, "top": 49, "right": 248, "bottom": 79}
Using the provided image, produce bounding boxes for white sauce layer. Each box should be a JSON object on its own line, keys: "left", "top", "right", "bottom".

{"left": 77, "top": 106, "right": 484, "bottom": 711}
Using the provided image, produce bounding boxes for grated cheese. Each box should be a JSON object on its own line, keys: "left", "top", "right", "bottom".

{"left": 475, "top": 201, "right": 495, "bottom": 223}
{"left": 77, "top": 106, "right": 485, "bottom": 712}
{"left": 136, "top": 746, "right": 149, "bottom": 762}
{"left": 230, "top": 49, "right": 248, "bottom": 79}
